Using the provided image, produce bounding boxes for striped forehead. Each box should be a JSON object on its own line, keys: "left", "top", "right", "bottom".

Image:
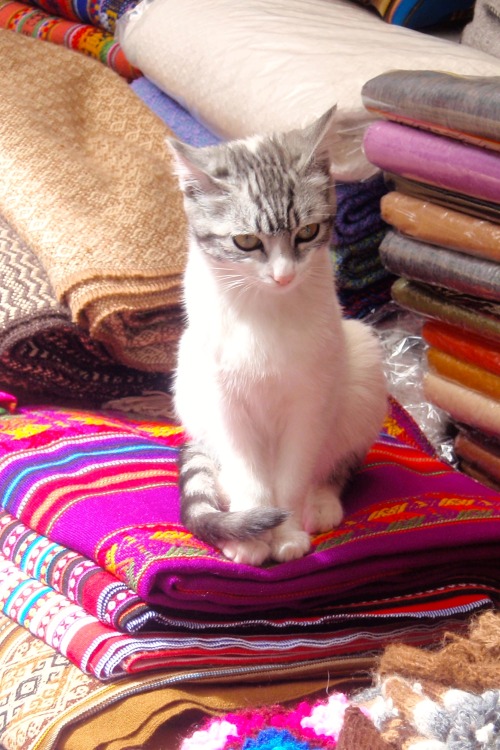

{"left": 226, "top": 139, "right": 302, "bottom": 233}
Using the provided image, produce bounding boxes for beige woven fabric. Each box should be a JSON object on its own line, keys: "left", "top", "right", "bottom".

{"left": 0, "top": 30, "right": 187, "bottom": 372}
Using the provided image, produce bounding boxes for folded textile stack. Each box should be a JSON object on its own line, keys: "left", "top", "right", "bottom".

{"left": 0, "top": 32, "right": 189, "bottom": 410}
{"left": 362, "top": 70, "right": 500, "bottom": 489}
{"left": 180, "top": 609, "right": 500, "bottom": 750}
{"left": 0, "top": 0, "right": 140, "bottom": 77}
{"left": 0, "top": 388, "right": 499, "bottom": 749}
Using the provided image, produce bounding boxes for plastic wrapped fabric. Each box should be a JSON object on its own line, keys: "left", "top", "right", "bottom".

{"left": 427, "top": 347, "right": 500, "bottom": 401}
{"left": 388, "top": 175, "right": 500, "bottom": 223}
{"left": 455, "top": 428, "right": 500, "bottom": 489}
{"left": 362, "top": 70, "right": 500, "bottom": 148}
{"left": 116, "top": 0, "right": 500, "bottom": 182}
{"left": 380, "top": 192, "right": 500, "bottom": 263}
{"left": 380, "top": 231, "right": 500, "bottom": 302}
{"left": 422, "top": 320, "right": 500, "bottom": 376}
{"left": 424, "top": 371, "right": 500, "bottom": 437}
{"left": 391, "top": 278, "right": 500, "bottom": 343}
{"left": 364, "top": 121, "right": 500, "bottom": 203}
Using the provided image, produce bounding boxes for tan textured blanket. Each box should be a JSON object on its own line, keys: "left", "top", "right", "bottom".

{"left": 0, "top": 30, "right": 187, "bottom": 372}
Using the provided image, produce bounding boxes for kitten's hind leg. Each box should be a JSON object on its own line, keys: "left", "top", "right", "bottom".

{"left": 302, "top": 484, "right": 344, "bottom": 535}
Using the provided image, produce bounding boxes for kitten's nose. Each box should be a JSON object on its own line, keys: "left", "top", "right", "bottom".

{"left": 274, "top": 272, "right": 295, "bottom": 286}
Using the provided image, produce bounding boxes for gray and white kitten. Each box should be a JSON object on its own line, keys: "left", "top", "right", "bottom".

{"left": 167, "top": 108, "right": 387, "bottom": 566}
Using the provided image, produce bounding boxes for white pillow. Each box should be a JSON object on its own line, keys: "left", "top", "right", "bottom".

{"left": 118, "top": 0, "right": 500, "bottom": 181}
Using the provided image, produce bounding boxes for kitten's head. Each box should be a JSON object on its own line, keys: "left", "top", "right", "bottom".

{"left": 167, "top": 107, "right": 337, "bottom": 291}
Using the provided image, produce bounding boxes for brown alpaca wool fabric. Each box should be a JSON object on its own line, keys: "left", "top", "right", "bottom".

{"left": 0, "top": 30, "right": 187, "bottom": 373}
{"left": 337, "top": 706, "right": 393, "bottom": 750}
{"left": 378, "top": 611, "right": 500, "bottom": 693}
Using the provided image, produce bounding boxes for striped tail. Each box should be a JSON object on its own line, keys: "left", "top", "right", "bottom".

{"left": 178, "top": 442, "right": 288, "bottom": 546}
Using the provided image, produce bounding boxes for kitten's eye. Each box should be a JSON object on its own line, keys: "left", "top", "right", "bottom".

{"left": 296, "top": 223, "right": 320, "bottom": 242}
{"left": 233, "top": 234, "right": 263, "bottom": 251}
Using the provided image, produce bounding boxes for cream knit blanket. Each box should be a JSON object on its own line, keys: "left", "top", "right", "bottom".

{"left": 0, "top": 30, "right": 187, "bottom": 372}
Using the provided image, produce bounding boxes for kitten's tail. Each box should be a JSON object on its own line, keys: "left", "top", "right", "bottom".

{"left": 179, "top": 442, "right": 288, "bottom": 546}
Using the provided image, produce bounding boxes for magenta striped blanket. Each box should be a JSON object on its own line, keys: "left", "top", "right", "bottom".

{"left": 0, "top": 394, "right": 499, "bottom": 678}
{"left": 0, "top": 398, "right": 499, "bottom": 618}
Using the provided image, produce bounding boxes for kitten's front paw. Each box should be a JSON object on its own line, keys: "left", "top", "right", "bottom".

{"left": 221, "top": 538, "right": 271, "bottom": 566}
{"left": 271, "top": 527, "right": 311, "bottom": 563}
{"left": 302, "top": 486, "right": 344, "bottom": 534}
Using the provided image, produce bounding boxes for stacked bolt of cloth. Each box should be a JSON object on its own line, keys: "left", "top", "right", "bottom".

{"left": 362, "top": 70, "right": 500, "bottom": 490}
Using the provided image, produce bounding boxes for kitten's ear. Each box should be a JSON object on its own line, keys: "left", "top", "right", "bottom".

{"left": 300, "top": 105, "right": 338, "bottom": 167}
{"left": 166, "top": 137, "right": 223, "bottom": 196}
{"left": 296, "top": 106, "right": 378, "bottom": 181}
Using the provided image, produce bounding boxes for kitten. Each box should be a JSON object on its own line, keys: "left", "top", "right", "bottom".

{"left": 167, "top": 107, "right": 387, "bottom": 566}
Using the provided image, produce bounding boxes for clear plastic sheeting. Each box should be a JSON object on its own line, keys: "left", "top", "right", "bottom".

{"left": 116, "top": 0, "right": 500, "bottom": 183}
{"left": 369, "top": 303, "right": 457, "bottom": 465}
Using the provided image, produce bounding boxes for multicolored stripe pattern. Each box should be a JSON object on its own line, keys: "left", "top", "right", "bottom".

{"left": 0, "top": 399, "right": 499, "bottom": 617}
{"left": 0, "top": 0, "right": 140, "bottom": 78}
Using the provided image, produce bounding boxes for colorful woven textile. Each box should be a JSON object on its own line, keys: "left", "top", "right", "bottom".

{"left": 380, "top": 230, "right": 500, "bottom": 302}
{"left": 0, "top": 212, "right": 170, "bottom": 405}
{"left": 0, "top": 0, "right": 139, "bottom": 78}
{"left": 380, "top": 192, "right": 500, "bottom": 264}
{"left": 0, "top": 30, "right": 186, "bottom": 373}
{"left": 357, "top": 0, "right": 473, "bottom": 27}
{"left": 2, "top": 501, "right": 495, "bottom": 680}
{"left": 0, "top": 397, "right": 499, "bottom": 620}
{"left": 31, "top": 0, "right": 138, "bottom": 32}
{"left": 181, "top": 610, "right": 500, "bottom": 750}
{"left": 364, "top": 120, "right": 500, "bottom": 204}
{"left": 391, "top": 278, "right": 500, "bottom": 344}
{"left": 0, "top": 614, "right": 330, "bottom": 750}
{"left": 362, "top": 70, "right": 500, "bottom": 149}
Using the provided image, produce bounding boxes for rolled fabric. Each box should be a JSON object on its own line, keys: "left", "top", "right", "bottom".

{"left": 362, "top": 70, "right": 500, "bottom": 150}
{"left": 422, "top": 320, "right": 500, "bottom": 376}
{"left": 455, "top": 429, "right": 500, "bottom": 486}
{"left": 364, "top": 120, "right": 500, "bottom": 203}
{"left": 427, "top": 347, "right": 500, "bottom": 401}
{"left": 389, "top": 175, "right": 500, "bottom": 223}
{"left": 391, "top": 278, "right": 500, "bottom": 343}
{"left": 380, "top": 231, "right": 500, "bottom": 302}
{"left": 380, "top": 192, "right": 500, "bottom": 263}
{"left": 423, "top": 371, "right": 500, "bottom": 437}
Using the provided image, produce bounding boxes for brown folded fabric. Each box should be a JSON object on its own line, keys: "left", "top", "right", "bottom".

{"left": 0, "top": 30, "right": 187, "bottom": 373}
{"left": 381, "top": 191, "right": 500, "bottom": 263}
{"left": 423, "top": 320, "right": 500, "bottom": 377}
{"left": 0, "top": 612, "right": 343, "bottom": 750}
{"left": 423, "top": 371, "right": 500, "bottom": 437}
{"left": 455, "top": 429, "right": 500, "bottom": 486}
{"left": 427, "top": 347, "right": 500, "bottom": 400}
{"left": 391, "top": 278, "right": 500, "bottom": 344}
